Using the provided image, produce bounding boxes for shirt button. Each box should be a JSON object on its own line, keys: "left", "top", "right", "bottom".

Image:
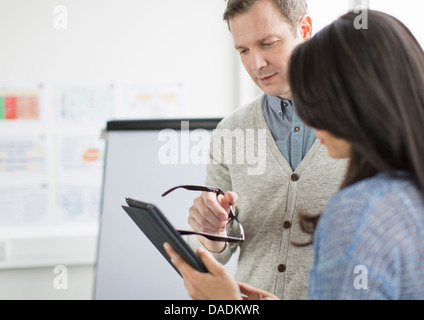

{"left": 294, "top": 127, "right": 300, "bottom": 133}
{"left": 283, "top": 221, "right": 292, "bottom": 229}
{"left": 282, "top": 102, "right": 288, "bottom": 107}
{"left": 291, "top": 173, "right": 299, "bottom": 181}
{"left": 278, "top": 264, "right": 286, "bottom": 272}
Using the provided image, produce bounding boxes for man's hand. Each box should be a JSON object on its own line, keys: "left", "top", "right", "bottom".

{"left": 188, "top": 191, "right": 238, "bottom": 253}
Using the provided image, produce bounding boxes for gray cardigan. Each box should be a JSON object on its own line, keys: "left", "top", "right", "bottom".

{"left": 188, "top": 94, "right": 348, "bottom": 299}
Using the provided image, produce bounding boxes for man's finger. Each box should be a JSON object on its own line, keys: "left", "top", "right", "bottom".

{"left": 224, "top": 191, "right": 238, "bottom": 206}
{"left": 192, "top": 196, "right": 225, "bottom": 226}
{"left": 188, "top": 215, "right": 226, "bottom": 234}
{"left": 219, "top": 191, "right": 238, "bottom": 214}
{"left": 189, "top": 202, "right": 227, "bottom": 232}
{"left": 202, "top": 192, "right": 228, "bottom": 221}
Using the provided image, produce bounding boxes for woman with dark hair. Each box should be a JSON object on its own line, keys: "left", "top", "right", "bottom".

{"left": 164, "top": 10, "right": 424, "bottom": 299}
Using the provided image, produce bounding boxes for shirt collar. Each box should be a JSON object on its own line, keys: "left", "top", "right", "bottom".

{"left": 266, "top": 95, "right": 293, "bottom": 116}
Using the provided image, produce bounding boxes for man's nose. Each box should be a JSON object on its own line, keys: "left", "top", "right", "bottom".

{"left": 250, "top": 50, "right": 267, "bottom": 73}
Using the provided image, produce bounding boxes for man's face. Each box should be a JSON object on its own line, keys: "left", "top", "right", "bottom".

{"left": 229, "top": 0, "right": 311, "bottom": 99}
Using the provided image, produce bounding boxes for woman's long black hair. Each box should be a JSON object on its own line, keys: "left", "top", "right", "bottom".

{"left": 289, "top": 10, "right": 424, "bottom": 238}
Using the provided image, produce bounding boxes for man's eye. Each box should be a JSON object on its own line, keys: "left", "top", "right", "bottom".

{"left": 262, "top": 41, "right": 277, "bottom": 48}
{"left": 239, "top": 49, "right": 248, "bottom": 55}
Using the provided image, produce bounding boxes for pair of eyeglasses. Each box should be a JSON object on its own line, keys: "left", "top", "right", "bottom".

{"left": 162, "top": 185, "right": 245, "bottom": 243}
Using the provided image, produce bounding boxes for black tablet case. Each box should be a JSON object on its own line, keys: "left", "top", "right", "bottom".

{"left": 122, "top": 198, "right": 207, "bottom": 274}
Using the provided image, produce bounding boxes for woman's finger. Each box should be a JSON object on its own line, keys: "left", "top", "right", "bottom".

{"left": 196, "top": 247, "right": 225, "bottom": 276}
{"left": 164, "top": 242, "right": 198, "bottom": 279}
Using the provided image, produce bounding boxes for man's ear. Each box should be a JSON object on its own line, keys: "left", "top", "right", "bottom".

{"left": 299, "top": 15, "right": 313, "bottom": 40}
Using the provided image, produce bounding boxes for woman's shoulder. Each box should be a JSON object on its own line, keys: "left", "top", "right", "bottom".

{"left": 320, "top": 172, "right": 424, "bottom": 239}
{"left": 329, "top": 173, "right": 417, "bottom": 206}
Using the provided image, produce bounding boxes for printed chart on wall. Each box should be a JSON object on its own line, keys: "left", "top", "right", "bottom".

{"left": 55, "top": 132, "right": 104, "bottom": 223}
{"left": 0, "top": 80, "right": 189, "bottom": 231}
{"left": 0, "top": 136, "right": 50, "bottom": 225}
{"left": 0, "top": 82, "right": 110, "bottom": 230}
{"left": 52, "top": 83, "right": 113, "bottom": 224}
{"left": 0, "top": 83, "right": 49, "bottom": 228}
{"left": 55, "top": 82, "right": 116, "bottom": 123}
{"left": 0, "top": 134, "right": 47, "bottom": 176}
{"left": 125, "top": 82, "right": 187, "bottom": 119}
{"left": 0, "top": 84, "right": 44, "bottom": 122}
{"left": 0, "top": 182, "right": 50, "bottom": 225}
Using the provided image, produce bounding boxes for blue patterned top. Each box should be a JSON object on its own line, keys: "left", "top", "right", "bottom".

{"left": 308, "top": 173, "right": 424, "bottom": 299}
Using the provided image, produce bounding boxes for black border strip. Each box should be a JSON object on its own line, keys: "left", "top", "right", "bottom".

{"left": 106, "top": 118, "right": 222, "bottom": 131}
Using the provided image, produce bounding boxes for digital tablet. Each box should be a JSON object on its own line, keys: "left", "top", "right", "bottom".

{"left": 122, "top": 197, "right": 207, "bottom": 274}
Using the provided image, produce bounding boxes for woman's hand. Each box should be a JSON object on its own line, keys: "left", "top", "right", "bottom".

{"left": 238, "top": 282, "right": 279, "bottom": 300}
{"left": 164, "top": 242, "right": 242, "bottom": 300}
{"left": 163, "top": 243, "right": 279, "bottom": 300}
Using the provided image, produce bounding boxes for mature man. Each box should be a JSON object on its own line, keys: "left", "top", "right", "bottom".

{"left": 187, "top": 0, "right": 347, "bottom": 299}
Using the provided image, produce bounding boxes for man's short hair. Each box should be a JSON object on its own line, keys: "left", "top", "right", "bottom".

{"left": 223, "top": 0, "right": 309, "bottom": 31}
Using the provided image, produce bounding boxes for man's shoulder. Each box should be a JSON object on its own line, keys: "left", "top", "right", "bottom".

{"left": 217, "top": 94, "right": 264, "bottom": 129}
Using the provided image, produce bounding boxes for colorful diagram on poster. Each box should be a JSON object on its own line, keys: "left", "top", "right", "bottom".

{"left": 0, "top": 89, "right": 40, "bottom": 120}
{"left": 58, "top": 134, "right": 105, "bottom": 174}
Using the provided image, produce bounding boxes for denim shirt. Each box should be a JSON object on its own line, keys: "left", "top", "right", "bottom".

{"left": 262, "top": 95, "right": 316, "bottom": 170}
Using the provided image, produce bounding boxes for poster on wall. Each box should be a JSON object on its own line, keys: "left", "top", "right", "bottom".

{"left": 0, "top": 182, "right": 50, "bottom": 225}
{"left": 0, "top": 134, "right": 47, "bottom": 176}
{"left": 125, "top": 81, "right": 187, "bottom": 119}
{"left": 55, "top": 83, "right": 116, "bottom": 123}
{"left": 0, "top": 83, "right": 45, "bottom": 123}
{"left": 56, "top": 133, "right": 104, "bottom": 175}
{"left": 55, "top": 132, "right": 105, "bottom": 224}
{"left": 57, "top": 182, "right": 101, "bottom": 223}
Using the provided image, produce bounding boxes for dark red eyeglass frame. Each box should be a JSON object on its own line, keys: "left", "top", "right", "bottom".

{"left": 161, "top": 185, "right": 245, "bottom": 243}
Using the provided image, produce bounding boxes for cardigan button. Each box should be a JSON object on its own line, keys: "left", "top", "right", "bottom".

{"left": 283, "top": 221, "right": 292, "bottom": 229}
{"left": 278, "top": 264, "right": 286, "bottom": 272}
{"left": 291, "top": 173, "right": 299, "bottom": 181}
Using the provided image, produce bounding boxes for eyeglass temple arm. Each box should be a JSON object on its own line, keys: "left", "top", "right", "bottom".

{"left": 161, "top": 185, "right": 223, "bottom": 197}
{"left": 177, "top": 230, "right": 243, "bottom": 243}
